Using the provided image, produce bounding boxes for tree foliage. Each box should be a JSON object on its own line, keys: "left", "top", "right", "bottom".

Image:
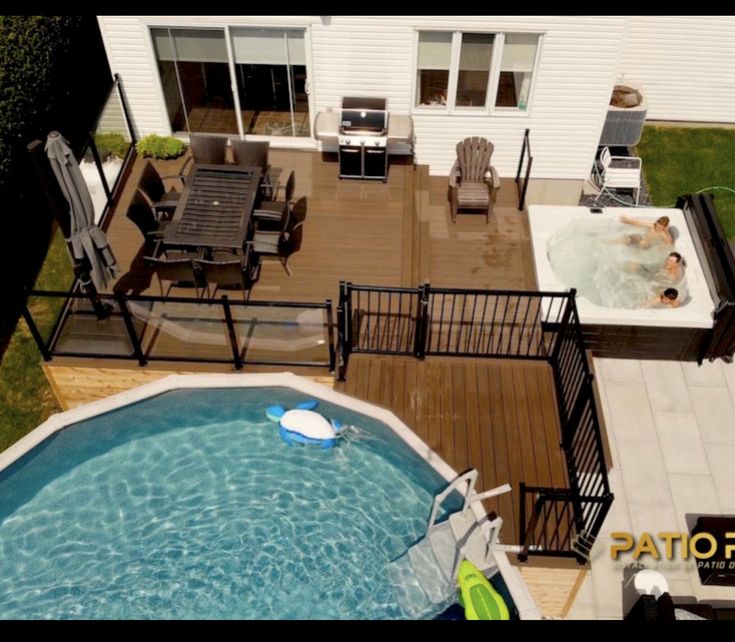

{"left": 0, "top": 16, "right": 84, "bottom": 187}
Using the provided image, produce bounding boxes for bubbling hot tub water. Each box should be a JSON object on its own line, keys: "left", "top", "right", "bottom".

{"left": 547, "top": 218, "right": 688, "bottom": 309}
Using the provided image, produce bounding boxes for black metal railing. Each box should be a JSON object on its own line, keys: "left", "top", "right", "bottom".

{"left": 338, "top": 281, "right": 570, "bottom": 376}
{"left": 520, "top": 296, "right": 613, "bottom": 563}
{"left": 515, "top": 128, "right": 533, "bottom": 211}
{"left": 338, "top": 281, "right": 613, "bottom": 562}
{"left": 82, "top": 74, "right": 138, "bottom": 229}
{"left": 425, "top": 287, "right": 569, "bottom": 359}
{"left": 22, "top": 288, "right": 336, "bottom": 372}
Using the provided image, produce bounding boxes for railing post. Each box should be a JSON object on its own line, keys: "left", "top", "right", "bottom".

{"left": 516, "top": 128, "right": 532, "bottom": 211}
{"left": 221, "top": 295, "right": 243, "bottom": 370}
{"left": 520, "top": 152, "right": 533, "bottom": 212}
{"left": 20, "top": 301, "right": 52, "bottom": 362}
{"left": 515, "top": 128, "right": 527, "bottom": 187}
{"left": 88, "top": 131, "right": 112, "bottom": 202}
{"left": 517, "top": 482, "right": 529, "bottom": 562}
{"left": 338, "top": 281, "right": 353, "bottom": 381}
{"left": 325, "top": 298, "right": 336, "bottom": 374}
{"left": 114, "top": 73, "right": 138, "bottom": 145}
{"left": 414, "top": 281, "right": 430, "bottom": 359}
{"left": 336, "top": 301, "right": 347, "bottom": 382}
{"left": 345, "top": 281, "right": 354, "bottom": 349}
{"left": 114, "top": 291, "right": 147, "bottom": 366}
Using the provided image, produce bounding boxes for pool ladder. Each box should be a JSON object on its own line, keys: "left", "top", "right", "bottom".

{"left": 387, "top": 471, "right": 518, "bottom": 618}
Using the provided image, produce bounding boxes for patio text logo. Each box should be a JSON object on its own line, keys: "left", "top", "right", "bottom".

{"left": 611, "top": 531, "right": 735, "bottom": 566}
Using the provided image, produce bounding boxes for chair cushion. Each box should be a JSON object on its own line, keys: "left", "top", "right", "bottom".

{"left": 457, "top": 182, "right": 490, "bottom": 207}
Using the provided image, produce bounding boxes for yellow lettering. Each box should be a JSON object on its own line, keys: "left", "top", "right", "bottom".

{"left": 691, "top": 533, "right": 717, "bottom": 559}
{"left": 658, "top": 532, "right": 680, "bottom": 560}
{"left": 725, "top": 532, "right": 735, "bottom": 560}
{"left": 633, "top": 533, "right": 660, "bottom": 560}
{"left": 610, "top": 532, "right": 634, "bottom": 560}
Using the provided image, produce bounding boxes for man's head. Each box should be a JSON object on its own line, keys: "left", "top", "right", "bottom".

{"left": 666, "top": 252, "right": 683, "bottom": 268}
{"left": 654, "top": 216, "right": 670, "bottom": 231}
{"left": 660, "top": 288, "right": 679, "bottom": 305}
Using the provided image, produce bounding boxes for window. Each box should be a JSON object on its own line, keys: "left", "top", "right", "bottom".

{"left": 231, "top": 28, "right": 310, "bottom": 137}
{"left": 495, "top": 34, "right": 539, "bottom": 110}
{"left": 414, "top": 30, "right": 541, "bottom": 114}
{"left": 416, "top": 32, "right": 451, "bottom": 108}
{"left": 151, "top": 26, "right": 311, "bottom": 138}
{"left": 456, "top": 33, "right": 494, "bottom": 108}
{"left": 151, "top": 28, "right": 236, "bottom": 134}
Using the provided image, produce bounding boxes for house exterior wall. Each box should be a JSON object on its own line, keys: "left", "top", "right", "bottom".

{"left": 98, "top": 15, "right": 626, "bottom": 179}
{"left": 619, "top": 16, "right": 735, "bottom": 123}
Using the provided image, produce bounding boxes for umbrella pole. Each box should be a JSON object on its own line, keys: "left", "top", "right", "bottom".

{"left": 27, "top": 139, "right": 111, "bottom": 320}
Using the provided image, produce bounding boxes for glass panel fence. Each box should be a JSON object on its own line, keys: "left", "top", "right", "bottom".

{"left": 229, "top": 303, "right": 331, "bottom": 366}
{"left": 126, "top": 297, "right": 233, "bottom": 363}
{"left": 79, "top": 84, "right": 135, "bottom": 223}
{"left": 40, "top": 293, "right": 136, "bottom": 358}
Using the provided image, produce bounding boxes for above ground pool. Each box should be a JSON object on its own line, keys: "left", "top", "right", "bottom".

{"left": 0, "top": 385, "right": 459, "bottom": 620}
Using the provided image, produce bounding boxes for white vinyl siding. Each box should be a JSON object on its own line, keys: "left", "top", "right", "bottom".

{"left": 98, "top": 15, "right": 627, "bottom": 179}
{"left": 309, "top": 16, "right": 625, "bottom": 179}
{"left": 620, "top": 16, "right": 735, "bottom": 123}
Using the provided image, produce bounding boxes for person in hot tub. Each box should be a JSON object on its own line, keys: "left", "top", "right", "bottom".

{"left": 643, "top": 287, "right": 681, "bottom": 308}
{"left": 613, "top": 214, "right": 674, "bottom": 248}
{"left": 628, "top": 251, "right": 686, "bottom": 283}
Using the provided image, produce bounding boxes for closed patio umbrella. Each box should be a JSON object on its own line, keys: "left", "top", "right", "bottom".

{"left": 45, "top": 130, "right": 120, "bottom": 291}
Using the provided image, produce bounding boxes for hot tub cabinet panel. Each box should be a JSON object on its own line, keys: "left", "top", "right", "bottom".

{"left": 579, "top": 324, "right": 708, "bottom": 361}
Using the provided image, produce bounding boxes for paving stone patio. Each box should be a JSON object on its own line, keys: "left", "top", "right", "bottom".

{"left": 566, "top": 357, "right": 735, "bottom": 619}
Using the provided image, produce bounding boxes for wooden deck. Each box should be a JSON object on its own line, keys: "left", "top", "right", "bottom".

{"left": 335, "top": 354, "right": 567, "bottom": 547}
{"left": 103, "top": 150, "right": 537, "bottom": 304}
{"left": 49, "top": 150, "right": 539, "bottom": 367}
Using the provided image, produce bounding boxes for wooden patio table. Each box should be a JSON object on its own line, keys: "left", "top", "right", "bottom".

{"left": 163, "top": 163, "right": 262, "bottom": 252}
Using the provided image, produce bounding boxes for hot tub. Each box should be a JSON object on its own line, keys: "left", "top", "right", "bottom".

{"left": 528, "top": 205, "right": 717, "bottom": 360}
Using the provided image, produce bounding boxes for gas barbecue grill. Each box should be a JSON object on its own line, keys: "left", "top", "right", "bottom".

{"left": 338, "top": 96, "right": 389, "bottom": 181}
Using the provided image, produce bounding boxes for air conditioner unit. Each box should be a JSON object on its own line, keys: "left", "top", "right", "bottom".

{"left": 599, "top": 83, "right": 648, "bottom": 147}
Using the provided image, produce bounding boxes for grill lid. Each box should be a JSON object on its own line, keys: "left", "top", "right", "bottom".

{"left": 341, "top": 96, "right": 388, "bottom": 134}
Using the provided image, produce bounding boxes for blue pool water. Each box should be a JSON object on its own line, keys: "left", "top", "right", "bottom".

{"left": 0, "top": 387, "right": 455, "bottom": 619}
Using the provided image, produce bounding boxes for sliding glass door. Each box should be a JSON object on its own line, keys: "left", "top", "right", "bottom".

{"left": 231, "top": 28, "right": 309, "bottom": 138}
{"left": 151, "top": 28, "right": 237, "bottom": 134}
{"left": 151, "top": 26, "right": 310, "bottom": 138}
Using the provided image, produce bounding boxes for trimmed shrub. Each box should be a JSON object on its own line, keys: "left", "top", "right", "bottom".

{"left": 136, "top": 134, "right": 186, "bottom": 159}
{"left": 92, "top": 132, "right": 129, "bottom": 161}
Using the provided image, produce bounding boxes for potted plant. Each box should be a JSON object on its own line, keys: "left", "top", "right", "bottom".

{"left": 87, "top": 132, "right": 130, "bottom": 163}
{"left": 135, "top": 134, "right": 186, "bottom": 160}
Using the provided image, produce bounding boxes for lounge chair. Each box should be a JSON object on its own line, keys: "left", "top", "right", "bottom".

{"left": 449, "top": 137, "right": 501, "bottom": 223}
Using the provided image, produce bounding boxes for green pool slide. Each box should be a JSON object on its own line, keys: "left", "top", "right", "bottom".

{"left": 457, "top": 560, "right": 510, "bottom": 620}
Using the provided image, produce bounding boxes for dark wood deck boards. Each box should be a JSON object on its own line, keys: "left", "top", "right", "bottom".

{"left": 103, "top": 151, "right": 537, "bottom": 303}
{"left": 59, "top": 150, "right": 537, "bottom": 366}
{"left": 335, "top": 354, "right": 567, "bottom": 546}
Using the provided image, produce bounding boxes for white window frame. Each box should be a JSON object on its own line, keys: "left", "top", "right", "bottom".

{"left": 412, "top": 29, "right": 543, "bottom": 117}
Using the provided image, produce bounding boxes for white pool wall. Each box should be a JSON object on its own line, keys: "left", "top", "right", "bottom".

{"left": 528, "top": 205, "right": 716, "bottom": 329}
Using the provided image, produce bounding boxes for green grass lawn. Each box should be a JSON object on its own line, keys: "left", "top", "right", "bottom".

{"left": 636, "top": 126, "right": 735, "bottom": 240}
{"left": 0, "top": 229, "right": 73, "bottom": 452}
